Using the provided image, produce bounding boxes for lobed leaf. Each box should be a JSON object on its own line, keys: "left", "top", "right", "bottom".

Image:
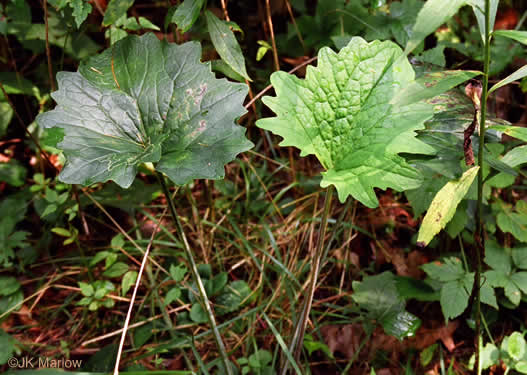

{"left": 257, "top": 37, "right": 436, "bottom": 207}
{"left": 36, "top": 33, "right": 253, "bottom": 188}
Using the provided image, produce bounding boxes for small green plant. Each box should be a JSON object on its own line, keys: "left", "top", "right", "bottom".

{"left": 77, "top": 280, "right": 116, "bottom": 311}
{"left": 237, "top": 349, "right": 274, "bottom": 375}
{"left": 469, "top": 331, "right": 527, "bottom": 373}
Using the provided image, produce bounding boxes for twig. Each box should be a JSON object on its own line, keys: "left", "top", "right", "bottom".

{"left": 244, "top": 56, "right": 317, "bottom": 110}
{"left": 113, "top": 208, "right": 166, "bottom": 375}
{"left": 265, "top": 0, "right": 280, "bottom": 71}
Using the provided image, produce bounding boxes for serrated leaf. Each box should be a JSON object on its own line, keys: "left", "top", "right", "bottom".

{"left": 205, "top": 11, "right": 251, "bottom": 82}
{"left": 440, "top": 279, "right": 470, "bottom": 320}
{"left": 497, "top": 201, "right": 527, "bottom": 243}
{"left": 513, "top": 247, "right": 527, "bottom": 269}
{"left": 172, "top": 0, "right": 205, "bottom": 33}
{"left": 511, "top": 272, "right": 527, "bottom": 294}
{"left": 421, "top": 257, "right": 465, "bottom": 282}
{"left": 37, "top": 33, "right": 253, "bottom": 188}
{"left": 102, "top": 0, "right": 134, "bottom": 26}
{"left": 417, "top": 166, "right": 479, "bottom": 247}
{"left": 257, "top": 37, "right": 435, "bottom": 207}
{"left": 484, "top": 239, "right": 511, "bottom": 274}
{"left": 71, "top": 0, "right": 92, "bottom": 28}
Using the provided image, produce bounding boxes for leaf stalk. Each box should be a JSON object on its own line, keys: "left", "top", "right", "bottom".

{"left": 156, "top": 171, "right": 232, "bottom": 375}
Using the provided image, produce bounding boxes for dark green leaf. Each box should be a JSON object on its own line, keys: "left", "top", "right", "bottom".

{"left": 0, "top": 160, "right": 26, "bottom": 187}
{"left": 215, "top": 280, "right": 252, "bottom": 315}
{"left": 0, "top": 276, "right": 21, "bottom": 296}
{"left": 37, "top": 33, "right": 252, "bottom": 188}
{"left": 440, "top": 279, "right": 470, "bottom": 320}
{"left": 172, "top": 0, "right": 205, "bottom": 33}
{"left": 205, "top": 11, "right": 251, "bottom": 81}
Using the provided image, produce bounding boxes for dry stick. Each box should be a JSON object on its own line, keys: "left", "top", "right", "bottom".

{"left": 43, "top": 0, "right": 56, "bottom": 92}
{"left": 244, "top": 56, "right": 317, "bottom": 110}
{"left": 113, "top": 209, "right": 166, "bottom": 375}
{"left": 220, "top": 0, "right": 230, "bottom": 21}
{"left": 264, "top": 0, "right": 280, "bottom": 71}
{"left": 0, "top": 82, "right": 57, "bottom": 171}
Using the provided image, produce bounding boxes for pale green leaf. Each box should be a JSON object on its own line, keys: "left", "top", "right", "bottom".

{"left": 511, "top": 272, "right": 527, "bottom": 295}
{"left": 417, "top": 166, "right": 479, "bottom": 247}
{"left": 121, "top": 270, "right": 137, "bottom": 296}
{"left": 470, "top": 0, "right": 498, "bottom": 42}
{"left": 488, "top": 65, "right": 527, "bottom": 96}
{"left": 405, "top": 0, "right": 468, "bottom": 55}
{"left": 502, "top": 145, "right": 527, "bottom": 167}
{"left": 37, "top": 33, "right": 253, "bottom": 188}
{"left": 172, "top": 0, "right": 205, "bottom": 33}
{"left": 205, "top": 11, "right": 251, "bottom": 81}
{"left": 508, "top": 332, "right": 526, "bottom": 361}
{"left": 488, "top": 124, "right": 527, "bottom": 142}
{"left": 493, "top": 30, "right": 527, "bottom": 45}
{"left": 257, "top": 37, "right": 435, "bottom": 208}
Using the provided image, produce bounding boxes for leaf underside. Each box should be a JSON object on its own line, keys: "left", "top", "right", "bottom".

{"left": 37, "top": 33, "right": 253, "bottom": 188}
{"left": 256, "top": 37, "right": 435, "bottom": 208}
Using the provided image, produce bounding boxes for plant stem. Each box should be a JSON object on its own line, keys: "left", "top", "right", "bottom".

{"left": 156, "top": 172, "right": 232, "bottom": 375}
{"left": 282, "top": 185, "right": 334, "bottom": 374}
{"left": 475, "top": 0, "right": 491, "bottom": 373}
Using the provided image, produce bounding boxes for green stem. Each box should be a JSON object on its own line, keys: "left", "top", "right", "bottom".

{"left": 282, "top": 185, "right": 334, "bottom": 374}
{"left": 156, "top": 172, "right": 232, "bottom": 375}
{"left": 475, "top": 0, "right": 491, "bottom": 373}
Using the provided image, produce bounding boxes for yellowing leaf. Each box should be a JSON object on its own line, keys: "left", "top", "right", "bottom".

{"left": 417, "top": 166, "right": 479, "bottom": 247}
